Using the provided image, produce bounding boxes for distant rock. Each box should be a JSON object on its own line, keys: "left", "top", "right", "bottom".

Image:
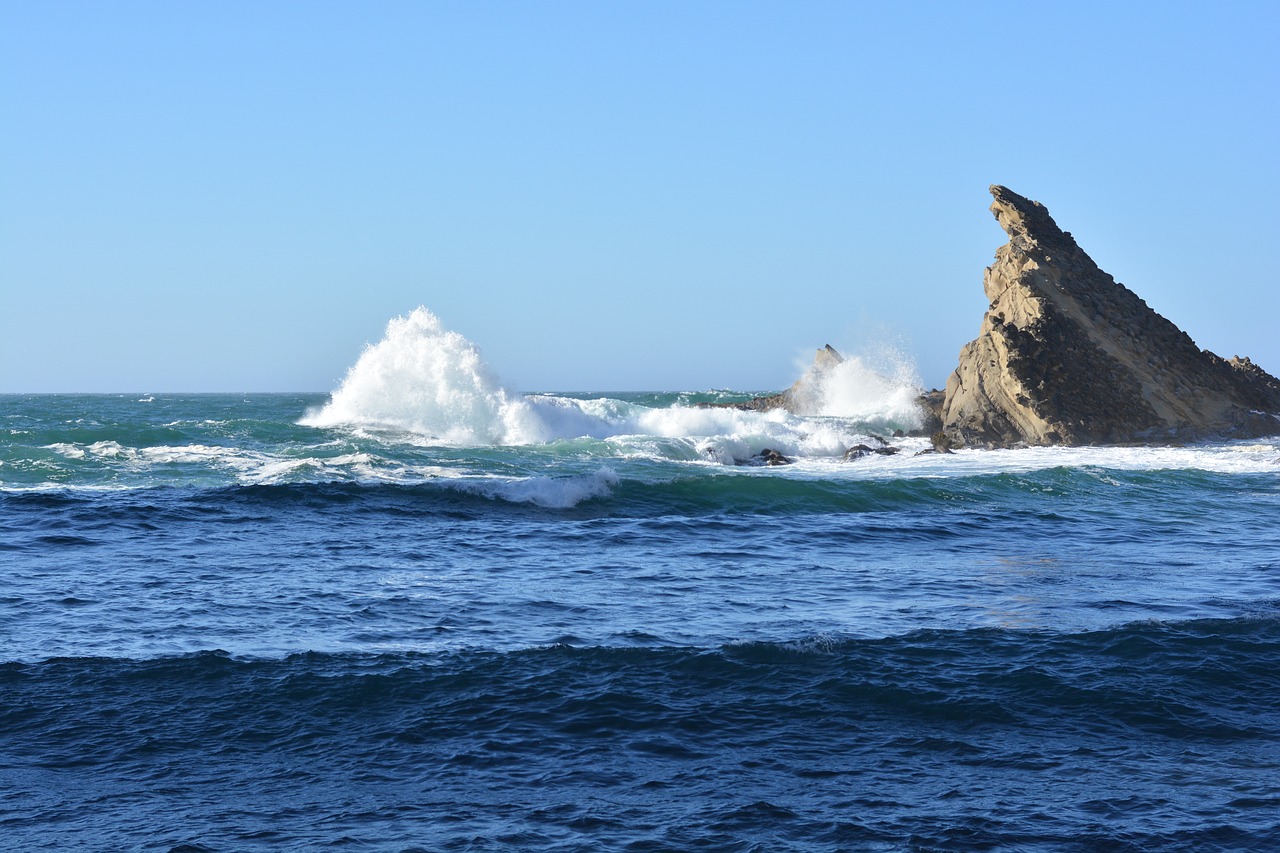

{"left": 720, "top": 345, "right": 845, "bottom": 413}
{"left": 940, "top": 185, "right": 1280, "bottom": 447}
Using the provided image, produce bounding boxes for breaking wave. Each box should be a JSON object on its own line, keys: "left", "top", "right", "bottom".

{"left": 301, "top": 307, "right": 925, "bottom": 455}
{"left": 300, "top": 308, "right": 542, "bottom": 443}
{"left": 787, "top": 344, "right": 924, "bottom": 422}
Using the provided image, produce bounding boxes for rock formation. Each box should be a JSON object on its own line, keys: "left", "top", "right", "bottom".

{"left": 720, "top": 345, "right": 844, "bottom": 413}
{"left": 940, "top": 185, "right": 1280, "bottom": 446}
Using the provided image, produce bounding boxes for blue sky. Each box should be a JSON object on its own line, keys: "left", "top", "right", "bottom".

{"left": 3, "top": 1, "right": 1277, "bottom": 393}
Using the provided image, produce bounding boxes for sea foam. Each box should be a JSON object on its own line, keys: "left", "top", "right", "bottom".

{"left": 793, "top": 348, "right": 924, "bottom": 426}
{"left": 302, "top": 308, "right": 542, "bottom": 443}
{"left": 445, "top": 467, "right": 621, "bottom": 508}
{"left": 303, "top": 307, "right": 928, "bottom": 458}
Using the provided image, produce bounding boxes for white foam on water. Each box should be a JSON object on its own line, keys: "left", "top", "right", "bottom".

{"left": 302, "top": 308, "right": 543, "bottom": 444}
{"left": 786, "top": 343, "right": 925, "bottom": 428}
{"left": 47, "top": 440, "right": 285, "bottom": 476}
{"left": 297, "top": 307, "right": 1280, "bottom": 473}
{"left": 236, "top": 452, "right": 385, "bottom": 486}
{"left": 86, "top": 440, "right": 132, "bottom": 459}
{"left": 239, "top": 458, "right": 320, "bottom": 484}
{"left": 784, "top": 439, "right": 1280, "bottom": 480}
{"left": 301, "top": 308, "right": 928, "bottom": 458}
{"left": 139, "top": 444, "right": 272, "bottom": 469}
{"left": 0, "top": 482, "right": 135, "bottom": 494}
{"left": 443, "top": 466, "right": 620, "bottom": 508}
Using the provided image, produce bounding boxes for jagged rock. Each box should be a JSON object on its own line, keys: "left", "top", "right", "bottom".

{"left": 718, "top": 345, "right": 845, "bottom": 413}
{"left": 940, "top": 185, "right": 1280, "bottom": 447}
{"left": 916, "top": 389, "right": 945, "bottom": 435}
{"left": 911, "top": 432, "right": 960, "bottom": 457}
{"left": 931, "top": 432, "right": 958, "bottom": 454}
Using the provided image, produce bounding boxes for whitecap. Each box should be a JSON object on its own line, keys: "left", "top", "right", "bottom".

{"left": 444, "top": 467, "right": 620, "bottom": 509}
{"left": 300, "top": 308, "right": 929, "bottom": 458}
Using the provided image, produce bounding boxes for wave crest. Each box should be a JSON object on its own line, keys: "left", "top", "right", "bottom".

{"left": 301, "top": 307, "right": 926, "bottom": 453}
{"left": 301, "top": 308, "right": 540, "bottom": 443}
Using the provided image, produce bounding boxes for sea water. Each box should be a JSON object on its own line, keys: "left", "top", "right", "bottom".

{"left": 3, "top": 309, "right": 1279, "bottom": 851}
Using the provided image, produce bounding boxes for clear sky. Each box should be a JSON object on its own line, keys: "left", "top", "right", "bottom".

{"left": 3, "top": 1, "right": 1277, "bottom": 393}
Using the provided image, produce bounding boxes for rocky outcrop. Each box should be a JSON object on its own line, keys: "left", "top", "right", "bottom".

{"left": 719, "top": 345, "right": 844, "bottom": 413}
{"left": 941, "top": 185, "right": 1280, "bottom": 447}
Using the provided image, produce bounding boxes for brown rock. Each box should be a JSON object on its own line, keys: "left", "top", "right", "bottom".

{"left": 940, "top": 186, "right": 1280, "bottom": 447}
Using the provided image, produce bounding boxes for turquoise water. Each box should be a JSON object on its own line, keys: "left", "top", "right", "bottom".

{"left": 3, "top": 390, "right": 1280, "bottom": 850}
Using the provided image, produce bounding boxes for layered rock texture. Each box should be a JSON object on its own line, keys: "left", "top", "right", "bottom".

{"left": 941, "top": 185, "right": 1280, "bottom": 446}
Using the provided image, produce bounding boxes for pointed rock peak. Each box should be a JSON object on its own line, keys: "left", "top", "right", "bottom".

{"left": 814, "top": 344, "right": 844, "bottom": 371}
{"left": 698, "top": 344, "right": 848, "bottom": 414}
{"left": 941, "top": 186, "right": 1280, "bottom": 446}
{"left": 988, "top": 184, "right": 1069, "bottom": 247}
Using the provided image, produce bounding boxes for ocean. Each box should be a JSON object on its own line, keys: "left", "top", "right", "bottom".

{"left": 3, "top": 310, "right": 1280, "bottom": 851}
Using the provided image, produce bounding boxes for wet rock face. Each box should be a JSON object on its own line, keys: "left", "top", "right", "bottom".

{"left": 941, "top": 185, "right": 1280, "bottom": 447}
{"left": 717, "top": 345, "right": 844, "bottom": 414}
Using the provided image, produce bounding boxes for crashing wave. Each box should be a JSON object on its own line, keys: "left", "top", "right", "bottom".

{"left": 302, "top": 307, "right": 927, "bottom": 459}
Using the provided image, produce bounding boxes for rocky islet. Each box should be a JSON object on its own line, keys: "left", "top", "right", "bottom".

{"left": 939, "top": 185, "right": 1280, "bottom": 447}
{"left": 725, "top": 185, "right": 1280, "bottom": 452}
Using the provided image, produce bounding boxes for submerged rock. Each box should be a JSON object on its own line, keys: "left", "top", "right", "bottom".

{"left": 842, "top": 444, "right": 900, "bottom": 461}
{"left": 940, "top": 185, "right": 1280, "bottom": 447}
{"left": 704, "top": 446, "right": 794, "bottom": 466}
{"left": 745, "top": 448, "right": 792, "bottom": 466}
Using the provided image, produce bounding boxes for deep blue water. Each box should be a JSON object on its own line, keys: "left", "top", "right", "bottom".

{"left": 3, "top": 393, "right": 1280, "bottom": 851}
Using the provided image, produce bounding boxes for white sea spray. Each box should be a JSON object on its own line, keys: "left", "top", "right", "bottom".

{"left": 300, "top": 306, "right": 930, "bottom": 458}
{"left": 302, "top": 307, "right": 533, "bottom": 443}
{"left": 786, "top": 341, "right": 925, "bottom": 427}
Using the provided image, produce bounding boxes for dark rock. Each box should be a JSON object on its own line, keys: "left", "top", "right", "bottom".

{"left": 754, "top": 448, "right": 792, "bottom": 466}
{"left": 916, "top": 389, "right": 945, "bottom": 435}
{"left": 931, "top": 432, "right": 958, "bottom": 454}
{"left": 842, "top": 443, "right": 901, "bottom": 461}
